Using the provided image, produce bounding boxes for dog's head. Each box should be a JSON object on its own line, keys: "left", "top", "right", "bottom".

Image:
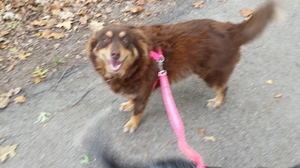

{"left": 88, "top": 25, "right": 149, "bottom": 80}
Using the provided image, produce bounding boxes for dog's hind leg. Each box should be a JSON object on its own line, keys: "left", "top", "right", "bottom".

{"left": 207, "top": 85, "right": 228, "bottom": 108}
{"left": 202, "top": 70, "right": 231, "bottom": 108}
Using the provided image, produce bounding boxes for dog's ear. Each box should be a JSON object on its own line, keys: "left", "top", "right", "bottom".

{"left": 86, "top": 37, "right": 97, "bottom": 53}
{"left": 131, "top": 28, "right": 151, "bottom": 59}
{"left": 86, "top": 32, "right": 102, "bottom": 66}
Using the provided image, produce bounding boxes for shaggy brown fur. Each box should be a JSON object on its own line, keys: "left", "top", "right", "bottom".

{"left": 88, "top": 1, "right": 277, "bottom": 133}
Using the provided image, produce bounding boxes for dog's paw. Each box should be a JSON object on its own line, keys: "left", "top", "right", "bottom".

{"left": 207, "top": 98, "right": 222, "bottom": 108}
{"left": 123, "top": 119, "right": 138, "bottom": 133}
{"left": 119, "top": 101, "right": 134, "bottom": 112}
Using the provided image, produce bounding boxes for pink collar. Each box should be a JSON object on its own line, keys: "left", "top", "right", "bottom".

{"left": 150, "top": 48, "right": 163, "bottom": 61}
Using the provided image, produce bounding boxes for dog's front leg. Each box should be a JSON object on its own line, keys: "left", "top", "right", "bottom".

{"left": 123, "top": 94, "right": 150, "bottom": 133}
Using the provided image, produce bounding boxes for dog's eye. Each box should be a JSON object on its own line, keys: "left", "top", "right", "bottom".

{"left": 122, "top": 37, "right": 129, "bottom": 44}
{"left": 103, "top": 37, "right": 110, "bottom": 42}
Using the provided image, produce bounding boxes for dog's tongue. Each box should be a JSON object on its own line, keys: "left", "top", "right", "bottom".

{"left": 109, "top": 60, "right": 122, "bottom": 72}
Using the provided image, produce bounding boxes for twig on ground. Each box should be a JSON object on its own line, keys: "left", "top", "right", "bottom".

{"left": 71, "top": 88, "right": 94, "bottom": 107}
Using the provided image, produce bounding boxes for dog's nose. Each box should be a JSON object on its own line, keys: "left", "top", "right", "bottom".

{"left": 111, "top": 51, "right": 120, "bottom": 60}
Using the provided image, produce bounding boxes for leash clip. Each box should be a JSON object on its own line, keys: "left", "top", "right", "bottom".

{"left": 156, "top": 55, "right": 166, "bottom": 76}
{"left": 157, "top": 55, "right": 164, "bottom": 70}
{"left": 150, "top": 48, "right": 166, "bottom": 76}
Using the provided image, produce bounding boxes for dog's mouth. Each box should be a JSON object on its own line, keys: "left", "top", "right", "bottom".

{"left": 108, "top": 57, "right": 127, "bottom": 73}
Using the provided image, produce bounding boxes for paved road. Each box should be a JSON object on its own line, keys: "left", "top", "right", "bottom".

{"left": 1, "top": 0, "right": 299, "bottom": 168}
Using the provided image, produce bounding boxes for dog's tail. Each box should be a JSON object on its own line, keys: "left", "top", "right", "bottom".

{"left": 231, "top": 0, "right": 281, "bottom": 45}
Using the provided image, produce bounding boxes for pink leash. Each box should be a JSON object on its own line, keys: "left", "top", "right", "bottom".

{"left": 150, "top": 49, "right": 206, "bottom": 168}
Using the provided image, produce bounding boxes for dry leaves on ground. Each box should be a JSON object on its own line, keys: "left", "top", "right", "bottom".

{"left": 137, "top": 0, "right": 145, "bottom": 6}
{"left": 199, "top": 127, "right": 205, "bottom": 136}
{"left": 0, "top": 145, "right": 18, "bottom": 162}
{"left": 89, "top": 20, "right": 104, "bottom": 32}
{"left": 18, "top": 52, "right": 32, "bottom": 61}
{"left": 0, "top": 87, "right": 22, "bottom": 109}
{"left": 40, "top": 29, "right": 65, "bottom": 39}
{"left": 203, "top": 136, "right": 216, "bottom": 142}
{"left": 274, "top": 94, "right": 282, "bottom": 98}
{"left": 240, "top": 9, "right": 254, "bottom": 19}
{"left": 266, "top": 80, "right": 273, "bottom": 84}
{"left": 56, "top": 20, "right": 72, "bottom": 30}
{"left": 32, "top": 67, "right": 48, "bottom": 84}
{"left": 14, "top": 96, "right": 26, "bottom": 103}
{"left": 6, "top": 65, "right": 14, "bottom": 72}
{"left": 79, "top": 15, "right": 89, "bottom": 25}
{"left": 131, "top": 7, "right": 145, "bottom": 14}
{"left": 193, "top": 0, "right": 204, "bottom": 9}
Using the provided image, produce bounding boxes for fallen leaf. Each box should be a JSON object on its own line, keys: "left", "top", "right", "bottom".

{"left": 240, "top": 9, "right": 254, "bottom": 18}
{"left": 14, "top": 14, "right": 22, "bottom": 20}
{"left": 32, "top": 19, "right": 48, "bottom": 26}
{"left": 38, "top": 112, "right": 51, "bottom": 123}
{"left": 51, "top": 9, "right": 61, "bottom": 16}
{"left": 193, "top": 0, "right": 204, "bottom": 9}
{"left": 6, "top": 65, "right": 14, "bottom": 72}
{"left": 11, "top": 0, "right": 19, "bottom": 8}
{"left": 3, "top": 12, "right": 14, "bottom": 21}
{"left": 137, "top": 0, "right": 145, "bottom": 6}
{"left": 9, "top": 47, "right": 18, "bottom": 53}
{"left": 35, "top": 32, "right": 41, "bottom": 37}
{"left": 0, "top": 97, "right": 10, "bottom": 109}
{"left": 199, "top": 127, "right": 205, "bottom": 136}
{"left": 34, "top": 76, "right": 41, "bottom": 84}
{"left": 131, "top": 7, "right": 145, "bottom": 14}
{"left": 123, "top": 5, "right": 131, "bottom": 12}
{"left": 203, "top": 136, "right": 216, "bottom": 142}
{"left": 51, "top": 32, "right": 65, "bottom": 39}
{"left": 0, "top": 31, "right": 10, "bottom": 37}
{"left": 80, "top": 155, "right": 90, "bottom": 164}
{"left": 266, "top": 80, "right": 273, "bottom": 84}
{"left": 145, "top": 12, "right": 151, "bottom": 16}
{"left": 274, "top": 94, "right": 282, "bottom": 98}
{"left": 0, "top": 58, "right": 4, "bottom": 62}
{"left": 0, "top": 44, "right": 8, "bottom": 49}
{"left": 89, "top": 20, "right": 104, "bottom": 32}
{"left": 59, "top": 10, "right": 74, "bottom": 20}
{"left": 41, "top": 29, "right": 52, "bottom": 39}
{"left": 12, "top": 87, "right": 22, "bottom": 95}
{"left": 79, "top": 15, "right": 88, "bottom": 25}
{"left": 147, "top": 0, "right": 155, "bottom": 3}
{"left": 56, "top": 20, "right": 72, "bottom": 30}
{"left": 77, "top": 9, "right": 87, "bottom": 16}
{"left": 18, "top": 52, "right": 32, "bottom": 60}
{"left": 8, "top": 57, "right": 17, "bottom": 62}
{"left": 13, "top": 96, "right": 26, "bottom": 103}
{"left": 49, "top": 4, "right": 62, "bottom": 10}
{"left": 0, "top": 144, "right": 18, "bottom": 162}
{"left": 105, "top": 7, "right": 112, "bottom": 14}
{"left": 1, "top": 90, "right": 13, "bottom": 98}
{"left": 0, "top": 1, "right": 5, "bottom": 9}
{"left": 46, "top": 19, "right": 57, "bottom": 27}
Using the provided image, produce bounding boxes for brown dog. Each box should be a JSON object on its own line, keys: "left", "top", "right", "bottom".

{"left": 88, "top": 1, "right": 278, "bottom": 133}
